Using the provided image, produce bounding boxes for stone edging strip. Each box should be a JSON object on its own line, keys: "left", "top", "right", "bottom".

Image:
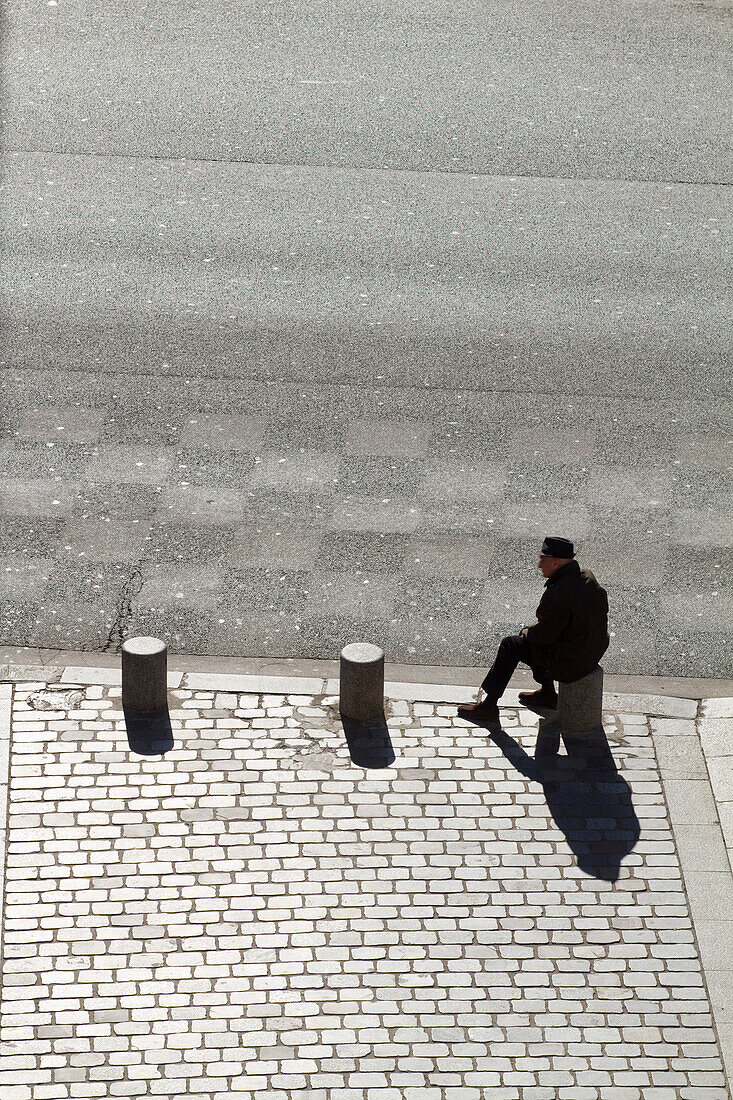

{"left": 651, "top": 701, "right": 733, "bottom": 1089}
{"left": 685, "top": 698, "right": 732, "bottom": 1087}
{"left": 38, "top": 663, "right": 703, "bottom": 717}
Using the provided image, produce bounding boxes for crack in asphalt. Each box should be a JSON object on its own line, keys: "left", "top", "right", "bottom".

{"left": 102, "top": 562, "right": 146, "bottom": 654}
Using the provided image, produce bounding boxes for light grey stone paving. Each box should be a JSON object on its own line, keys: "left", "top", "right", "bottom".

{"left": 0, "top": 679, "right": 729, "bottom": 1099}
{"left": 697, "top": 704, "right": 733, "bottom": 877}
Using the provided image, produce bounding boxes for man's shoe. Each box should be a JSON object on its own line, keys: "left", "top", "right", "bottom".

{"left": 518, "top": 687, "right": 558, "bottom": 710}
{"left": 457, "top": 700, "right": 500, "bottom": 723}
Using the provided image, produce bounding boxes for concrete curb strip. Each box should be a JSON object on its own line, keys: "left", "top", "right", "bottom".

{"left": 654, "top": 710, "right": 733, "bottom": 1085}
{"left": 17, "top": 664, "right": 712, "bottom": 717}
{"left": 185, "top": 672, "right": 323, "bottom": 694}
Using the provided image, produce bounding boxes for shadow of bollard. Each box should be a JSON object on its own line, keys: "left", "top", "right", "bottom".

{"left": 121, "top": 635, "right": 173, "bottom": 755}
{"left": 123, "top": 704, "right": 174, "bottom": 756}
{"left": 486, "top": 718, "right": 640, "bottom": 883}
{"left": 341, "top": 713, "right": 395, "bottom": 769}
{"left": 338, "top": 641, "right": 394, "bottom": 767}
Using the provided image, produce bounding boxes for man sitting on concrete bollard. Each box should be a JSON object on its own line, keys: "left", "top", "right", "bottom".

{"left": 457, "top": 536, "right": 609, "bottom": 724}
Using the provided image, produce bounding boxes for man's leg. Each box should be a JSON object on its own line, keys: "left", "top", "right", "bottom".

{"left": 530, "top": 670, "right": 556, "bottom": 693}
{"left": 519, "top": 654, "right": 558, "bottom": 709}
{"left": 458, "top": 634, "right": 551, "bottom": 722}
{"left": 480, "top": 634, "right": 533, "bottom": 703}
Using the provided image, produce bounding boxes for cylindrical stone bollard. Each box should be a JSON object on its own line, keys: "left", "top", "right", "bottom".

{"left": 122, "top": 636, "right": 168, "bottom": 713}
{"left": 340, "top": 642, "right": 385, "bottom": 720}
{"left": 557, "top": 665, "right": 604, "bottom": 733}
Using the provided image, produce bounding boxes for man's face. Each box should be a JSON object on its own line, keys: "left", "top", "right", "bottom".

{"left": 538, "top": 554, "right": 565, "bottom": 578}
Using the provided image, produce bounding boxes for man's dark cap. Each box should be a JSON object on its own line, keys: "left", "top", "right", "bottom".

{"left": 540, "top": 536, "right": 575, "bottom": 559}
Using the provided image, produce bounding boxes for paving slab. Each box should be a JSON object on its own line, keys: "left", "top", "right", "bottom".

{"left": 674, "top": 825, "right": 732, "bottom": 873}
{"left": 604, "top": 693, "right": 699, "bottom": 719}
{"left": 703, "top": 700, "right": 733, "bottom": 720}
{"left": 59, "top": 664, "right": 183, "bottom": 689}
{"left": 708, "top": 756, "right": 733, "bottom": 803}
{"left": 652, "top": 735, "right": 708, "bottom": 779}
{"left": 661, "top": 779, "right": 721, "bottom": 826}
{"left": 184, "top": 672, "right": 325, "bottom": 695}
{"left": 700, "top": 716, "right": 733, "bottom": 757}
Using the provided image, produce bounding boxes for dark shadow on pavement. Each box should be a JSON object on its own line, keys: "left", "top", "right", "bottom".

{"left": 124, "top": 705, "right": 174, "bottom": 756}
{"left": 477, "top": 716, "right": 640, "bottom": 882}
{"left": 342, "top": 712, "right": 395, "bottom": 769}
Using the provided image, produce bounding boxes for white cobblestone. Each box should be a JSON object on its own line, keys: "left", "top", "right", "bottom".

{"left": 0, "top": 682, "right": 729, "bottom": 1098}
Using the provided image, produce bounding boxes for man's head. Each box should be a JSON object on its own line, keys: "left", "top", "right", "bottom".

{"left": 538, "top": 536, "right": 575, "bottom": 579}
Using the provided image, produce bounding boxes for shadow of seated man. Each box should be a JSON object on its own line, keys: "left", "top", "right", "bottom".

{"left": 458, "top": 536, "right": 610, "bottom": 726}
{"left": 490, "top": 719, "right": 640, "bottom": 882}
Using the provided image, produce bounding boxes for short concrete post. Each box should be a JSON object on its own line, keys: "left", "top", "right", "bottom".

{"left": 122, "top": 636, "right": 168, "bottom": 713}
{"left": 340, "top": 642, "right": 385, "bottom": 720}
{"left": 557, "top": 665, "right": 604, "bottom": 733}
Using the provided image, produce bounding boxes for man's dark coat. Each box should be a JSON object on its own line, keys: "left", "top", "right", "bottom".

{"left": 523, "top": 559, "right": 609, "bottom": 683}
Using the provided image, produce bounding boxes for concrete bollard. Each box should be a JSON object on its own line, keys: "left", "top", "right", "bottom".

{"left": 557, "top": 665, "right": 604, "bottom": 733}
{"left": 340, "top": 642, "right": 385, "bottom": 720}
{"left": 122, "top": 636, "right": 168, "bottom": 713}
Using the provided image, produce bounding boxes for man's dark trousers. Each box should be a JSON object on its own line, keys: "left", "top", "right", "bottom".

{"left": 481, "top": 633, "right": 554, "bottom": 702}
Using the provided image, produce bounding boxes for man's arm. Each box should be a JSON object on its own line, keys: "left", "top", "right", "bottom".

{"left": 523, "top": 590, "right": 570, "bottom": 647}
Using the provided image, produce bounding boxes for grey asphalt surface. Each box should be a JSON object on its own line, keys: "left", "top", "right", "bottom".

{"left": 3, "top": 0, "right": 731, "bottom": 183}
{"left": 1, "top": 0, "right": 731, "bottom": 677}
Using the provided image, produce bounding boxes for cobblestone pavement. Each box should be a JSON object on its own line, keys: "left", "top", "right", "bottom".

{"left": 0, "top": 677, "right": 730, "bottom": 1099}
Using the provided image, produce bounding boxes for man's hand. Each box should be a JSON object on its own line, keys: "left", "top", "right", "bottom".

{"left": 520, "top": 627, "right": 528, "bottom": 638}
